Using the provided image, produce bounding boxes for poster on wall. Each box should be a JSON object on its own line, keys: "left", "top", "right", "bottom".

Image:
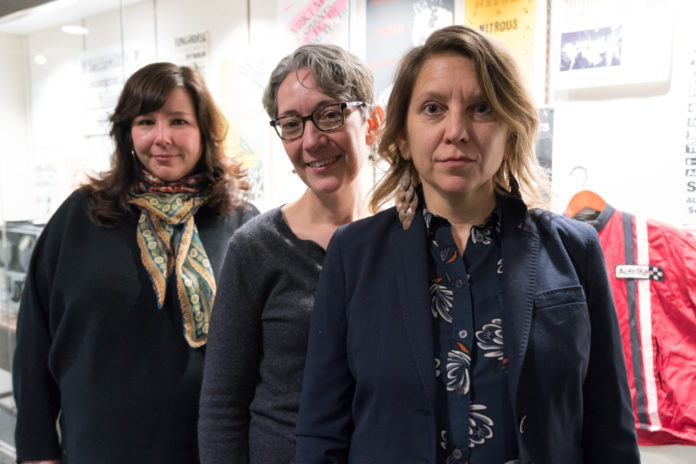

{"left": 220, "top": 54, "right": 267, "bottom": 206}
{"left": 366, "top": 0, "right": 453, "bottom": 107}
{"left": 684, "top": 46, "right": 696, "bottom": 225}
{"left": 174, "top": 31, "right": 210, "bottom": 78}
{"left": 277, "top": 0, "right": 350, "bottom": 52}
{"left": 551, "top": 0, "right": 673, "bottom": 89}
{"left": 81, "top": 44, "right": 142, "bottom": 136}
{"left": 464, "top": 0, "right": 538, "bottom": 87}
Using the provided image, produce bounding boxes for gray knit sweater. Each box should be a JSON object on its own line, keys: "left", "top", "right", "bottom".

{"left": 198, "top": 207, "right": 325, "bottom": 464}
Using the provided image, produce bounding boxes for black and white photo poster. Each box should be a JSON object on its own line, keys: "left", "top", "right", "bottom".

{"left": 551, "top": 0, "right": 673, "bottom": 89}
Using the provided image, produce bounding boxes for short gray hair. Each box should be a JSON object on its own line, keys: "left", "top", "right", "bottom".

{"left": 262, "top": 44, "right": 374, "bottom": 121}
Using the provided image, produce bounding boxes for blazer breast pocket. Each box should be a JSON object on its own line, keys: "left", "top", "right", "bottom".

{"left": 530, "top": 285, "right": 591, "bottom": 380}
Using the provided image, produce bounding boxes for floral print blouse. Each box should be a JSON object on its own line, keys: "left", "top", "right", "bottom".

{"left": 423, "top": 200, "right": 520, "bottom": 464}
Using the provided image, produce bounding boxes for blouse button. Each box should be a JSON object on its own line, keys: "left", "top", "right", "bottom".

{"left": 455, "top": 279, "right": 463, "bottom": 288}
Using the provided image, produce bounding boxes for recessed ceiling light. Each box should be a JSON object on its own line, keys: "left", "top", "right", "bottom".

{"left": 61, "top": 25, "right": 89, "bottom": 35}
{"left": 34, "top": 54, "right": 47, "bottom": 65}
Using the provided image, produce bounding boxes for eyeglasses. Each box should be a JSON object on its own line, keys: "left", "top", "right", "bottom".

{"left": 270, "top": 101, "right": 365, "bottom": 141}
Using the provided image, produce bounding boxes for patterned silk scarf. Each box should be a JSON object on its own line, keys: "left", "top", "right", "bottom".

{"left": 128, "top": 170, "right": 215, "bottom": 348}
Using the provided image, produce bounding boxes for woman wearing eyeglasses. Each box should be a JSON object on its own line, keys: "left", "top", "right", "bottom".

{"left": 198, "top": 44, "right": 383, "bottom": 464}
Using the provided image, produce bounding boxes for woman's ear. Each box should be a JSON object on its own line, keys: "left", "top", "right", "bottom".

{"left": 365, "top": 105, "right": 384, "bottom": 146}
{"left": 397, "top": 136, "right": 411, "bottom": 160}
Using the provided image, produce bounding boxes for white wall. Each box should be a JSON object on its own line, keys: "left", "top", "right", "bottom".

{"left": 0, "top": 33, "right": 31, "bottom": 222}
{"left": 549, "top": 0, "right": 696, "bottom": 230}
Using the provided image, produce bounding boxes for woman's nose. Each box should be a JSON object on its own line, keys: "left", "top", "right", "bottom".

{"left": 154, "top": 121, "right": 171, "bottom": 144}
{"left": 301, "top": 119, "right": 326, "bottom": 149}
{"left": 444, "top": 112, "right": 470, "bottom": 144}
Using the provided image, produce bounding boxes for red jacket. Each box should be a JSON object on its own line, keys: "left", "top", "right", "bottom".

{"left": 589, "top": 205, "right": 696, "bottom": 445}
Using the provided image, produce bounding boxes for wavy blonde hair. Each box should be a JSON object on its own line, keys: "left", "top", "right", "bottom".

{"left": 370, "top": 25, "right": 550, "bottom": 212}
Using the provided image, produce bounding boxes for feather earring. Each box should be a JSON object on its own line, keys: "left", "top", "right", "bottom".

{"left": 396, "top": 169, "right": 418, "bottom": 230}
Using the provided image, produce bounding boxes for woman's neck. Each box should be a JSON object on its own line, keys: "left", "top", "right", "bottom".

{"left": 282, "top": 182, "right": 369, "bottom": 250}
{"left": 424, "top": 184, "right": 497, "bottom": 254}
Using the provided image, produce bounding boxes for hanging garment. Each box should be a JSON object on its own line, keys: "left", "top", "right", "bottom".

{"left": 582, "top": 205, "right": 696, "bottom": 445}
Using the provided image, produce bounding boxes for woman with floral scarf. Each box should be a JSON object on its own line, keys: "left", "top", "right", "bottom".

{"left": 13, "top": 62, "right": 257, "bottom": 464}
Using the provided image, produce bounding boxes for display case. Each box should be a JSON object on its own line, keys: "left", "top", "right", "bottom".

{"left": 0, "top": 221, "right": 43, "bottom": 370}
{"left": 0, "top": 221, "right": 43, "bottom": 334}
{"left": 0, "top": 221, "right": 43, "bottom": 461}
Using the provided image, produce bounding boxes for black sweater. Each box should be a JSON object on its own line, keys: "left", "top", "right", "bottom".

{"left": 12, "top": 189, "right": 257, "bottom": 463}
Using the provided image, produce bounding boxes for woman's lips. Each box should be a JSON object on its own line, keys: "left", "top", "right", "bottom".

{"left": 152, "top": 154, "right": 176, "bottom": 161}
{"left": 439, "top": 157, "right": 473, "bottom": 165}
{"left": 306, "top": 154, "right": 342, "bottom": 168}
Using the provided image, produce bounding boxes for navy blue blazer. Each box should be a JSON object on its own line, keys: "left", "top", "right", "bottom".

{"left": 293, "top": 196, "right": 639, "bottom": 464}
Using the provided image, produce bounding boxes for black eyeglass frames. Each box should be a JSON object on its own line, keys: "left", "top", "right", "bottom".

{"left": 269, "top": 101, "right": 365, "bottom": 141}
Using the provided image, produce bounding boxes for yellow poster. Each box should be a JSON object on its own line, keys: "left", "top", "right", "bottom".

{"left": 464, "top": 0, "right": 538, "bottom": 86}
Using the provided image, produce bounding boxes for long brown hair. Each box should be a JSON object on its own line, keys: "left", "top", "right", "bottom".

{"left": 83, "top": 62, "right": 249, "bottom": 226}
{"left": 370, "top": 25, "right": 550, "bottom": 212}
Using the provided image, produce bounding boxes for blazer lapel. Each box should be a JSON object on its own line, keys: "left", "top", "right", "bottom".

{"left": 388, "top": 212, "right": 437, "bottom": 404}
{"left": 499, "top": 198, "right": 539, "bottom": 413}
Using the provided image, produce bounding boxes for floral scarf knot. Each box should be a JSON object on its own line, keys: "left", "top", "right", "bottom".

{"left": 128, "top": 170, "right": 214, "bottom": 347}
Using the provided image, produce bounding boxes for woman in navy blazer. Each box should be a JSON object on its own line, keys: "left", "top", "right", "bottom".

{"left": 293, "top": 25, "right": 640, "bottom": 464}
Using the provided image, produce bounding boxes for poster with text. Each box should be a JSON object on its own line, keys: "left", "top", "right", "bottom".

{"left": 465, "top": 0, "right": 538, "bottom": 87}
{"left": 174, "top": 31, "right": 210, "bottom": 78}
{"left": 684, "top": 46, "right": 696, "bottom": 225}
{"left": 220, "top": 54, "right": 267, "bottom": 206}
{"left": 551, "top": 0, "right": 673, "bottom": 89}
{"left": 81, "top": 44, "right": 143, "bottom": 136}
{"left": 366, "top": 0, "right": 453, "bottom": 107}
{"left": 277, "top": 0, "right": 350, "bottom": 52}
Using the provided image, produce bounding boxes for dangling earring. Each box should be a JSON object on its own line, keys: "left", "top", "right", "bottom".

{"left": 130, "top": 149, "right": 137, "bottom": 160}
{"left": 396, "top": 168, "right": 418, "bottom": 230}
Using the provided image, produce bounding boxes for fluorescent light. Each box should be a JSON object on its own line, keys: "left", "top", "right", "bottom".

{"left": 61, "top": 25, "right": 89, "bottom": 35}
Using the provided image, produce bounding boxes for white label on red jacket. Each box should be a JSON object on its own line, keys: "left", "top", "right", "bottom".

{"left": 615, "top": 264, "right": 664, "bottom": 281}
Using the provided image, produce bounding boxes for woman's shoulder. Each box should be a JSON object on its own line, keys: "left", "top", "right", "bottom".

{"left": 199, "top": 200, "right": 259, "bottom": 233}
{"left": 27, "top": 189, "right": 96, "bottom": 261}
{"left": 339, "top": 207, "right": 396, "bottom": 233}
{"left": 527, "top": 207, "right": 599, "bottom": 247}
{"left": 43, "top": 188, "right": 92, "bottom": 228}
{"left": 226, "top": 206, "right": 287, "bottom": 243}
{"left": 330, "top": 207, "right": 399, "bottom": 250}
{"left": 220, "top": 200, "right": 259, "bottom": 223}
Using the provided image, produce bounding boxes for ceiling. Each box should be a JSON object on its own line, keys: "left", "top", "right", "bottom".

{"left": 0, "top": 0, "right": 144, "bottom": 35}
{"left": 0, "top": 0, "right": 51, "bottom": 19}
